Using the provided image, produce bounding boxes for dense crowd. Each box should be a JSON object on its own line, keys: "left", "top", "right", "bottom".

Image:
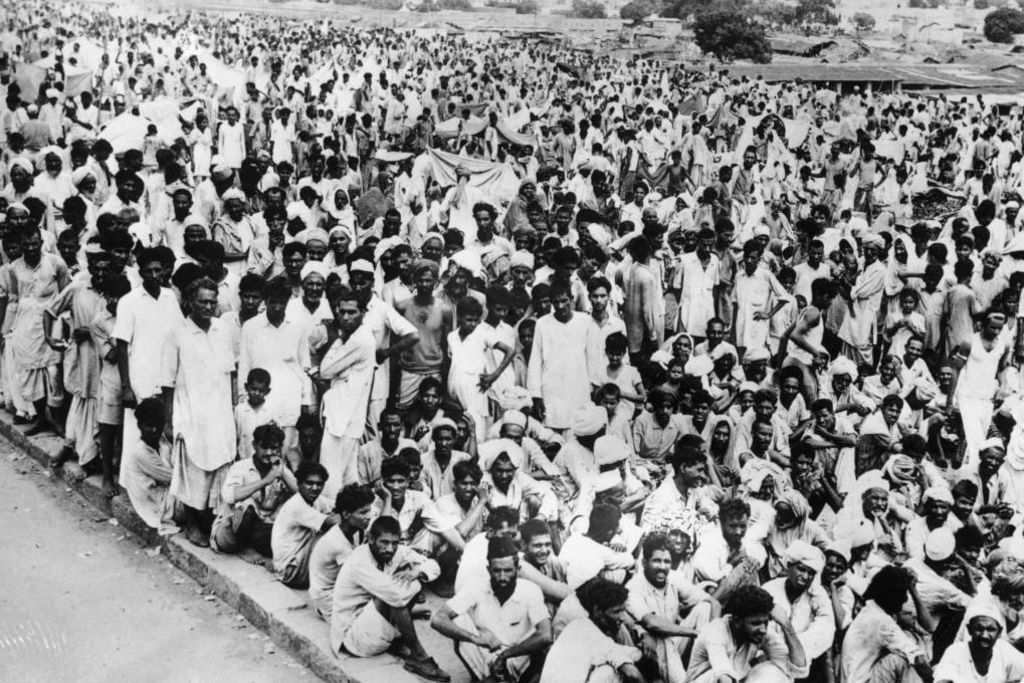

{"left": 9, "top": 1, "right": 1024, "bottom": 682}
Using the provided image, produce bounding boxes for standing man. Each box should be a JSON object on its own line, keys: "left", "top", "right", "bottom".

{"left": 318, "top": 289, "right": 377, "bottom": 498}
{"left": 238, "top": 276, "right": 313, "bottom": 468}
{"left": 528, "top": 280, "right": 598, "bottom": 433}
{"left": 161, "top": 278, "right": 236, "bottom": 546}
{"left": 951, "top": 311, "right": 1011, "bottom": 464}
{"left": 394, "top": 259, "right": 452, "bottom": 410}
{"left": 675, "top": 227, "right": 720, "bottom": 340}
{"left": 837, "top": 234, "right": 886, "bottom": 367}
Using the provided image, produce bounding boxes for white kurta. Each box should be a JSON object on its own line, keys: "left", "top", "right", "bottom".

{"left": 676, "top": 251, "right": 720, "bottom": 336}
{"left": 160, "top": 317, "right": 235, "bottom": 471}
{"left": 527, "top": 312, "right": 598, "bottom": 430}
{"left": 238, "top": 313, "right": 312, "bottom": 427}
{"left": 838, "top": 260, "right": 886, "bottom": 350}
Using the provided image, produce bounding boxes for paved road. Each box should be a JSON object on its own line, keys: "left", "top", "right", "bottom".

{"left": 0, "top": 441, "right": 317, "bottom": 683}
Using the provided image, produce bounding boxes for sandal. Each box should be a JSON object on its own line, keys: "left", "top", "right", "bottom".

{"left": 403, "top": 657, "right": 451, "bottom": 682}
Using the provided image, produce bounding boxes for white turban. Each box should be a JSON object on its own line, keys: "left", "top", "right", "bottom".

{"left": 510, "top": 250, "right": 534, "bottom": 270}
{"left": 830, "top": 356, "right": 859, "bottom": 382}
{"left": 571, "top": 405, "right": 607, "bottom": 438}
{"left": 924, "top": 528, "right": 956, "bottom": 562}
{"left": 450, "top": 249, "right": 484, "bottom": 279}
{"left": 10, "top": 156, "right": 33, "bottom": 175}
{"left": 923, "top": 486, "right": 954, "bottom": 505}
{"left": 478, "top": 438, "right": 524, "bottom": 471}
{"left": 300, "top": 261, "right": 329, "bottom": 281}
{"left": 221, "top": 188, "right": 246, "bottom": 203}
{"left": 784, "top": 539, "right": 826, "bottom": 574}
{"left": 862, "top": 233, "right": 885, "bottom": 249}
{"left": 71, "top": 167, "right": 95, "bottom": 186}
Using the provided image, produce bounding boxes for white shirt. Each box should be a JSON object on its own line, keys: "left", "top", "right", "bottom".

{"left": 238, "top": 313, "right": 313, "bottom": 426}
{"left": 762, "top": 577, "right": 836, "bottom": 660}
{"left": 558, "top": 534, "right": 635, "bottom": 589}
{"left": 113, "top": 286, "right": 184, "bottom": 399}
{"left": 842, "top": 600, "right": 925, "bottom": 683}
{"left": 308, "top": 526, "right": 362, "bottom": 619}
{"left": 319, "top": 325, "right": 376, "bottom": 439}
{"left": 446, "top": 577, "right": 549, "bottom": 649}
{"left": 271, "top": 493, "right": 328, "bottom": 578}
{"left": 539, "top": 618, "right": 640, "bottom": 683}
{"left": 934, "top": 638, "right": 1024, "bottom": 682}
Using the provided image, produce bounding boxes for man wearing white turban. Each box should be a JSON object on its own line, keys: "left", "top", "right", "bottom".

{"left": 837, "top": 232, "right": 887, "bottom": 366}
{"left": 762, "top": 540, "right": 835, "bottom": 670}
{"left": 934, "top": 600, "right": 1024, "bottom": 683}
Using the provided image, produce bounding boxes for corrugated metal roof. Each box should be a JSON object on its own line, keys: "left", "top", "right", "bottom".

{"left": 710, "top": 63, "right": 1024, "bottom": 89}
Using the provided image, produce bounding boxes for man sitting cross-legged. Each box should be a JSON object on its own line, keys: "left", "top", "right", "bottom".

{"left": 308, "top": 483, "right": 376, "bottom": 621}
{"left": 330, "top": 515, "right": 451, "bottom": 682}
{"left": 431, "top": 535, "right": 554, "bottom": 683}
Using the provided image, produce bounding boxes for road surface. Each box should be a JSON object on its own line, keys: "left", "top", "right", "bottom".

{"left": 0, "top": 439, "right": 317, "bottom": 683}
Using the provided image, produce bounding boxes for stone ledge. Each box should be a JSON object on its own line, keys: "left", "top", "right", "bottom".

{"left": 0, "top": 411, "right": 467, "bottom": 683}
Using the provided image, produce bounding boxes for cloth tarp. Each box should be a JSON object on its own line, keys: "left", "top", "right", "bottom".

{"left": 426, "top": 147, "right": 520, "bottom": 204}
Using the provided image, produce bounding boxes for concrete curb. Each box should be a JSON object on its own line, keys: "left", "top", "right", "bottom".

{"left": 0, "top": 413, "right": 463, "bottom": 683}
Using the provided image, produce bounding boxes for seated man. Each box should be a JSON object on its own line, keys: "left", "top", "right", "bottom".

{"left": 270, "top": 462, "right": 339, "bottom": 589}
{"left": 436, "top": 459, "right": 490, "bottom": 543}
{"left": 432, "top": 536, "right": 553, "bottom": 683}
{"left": 457, "top": 507, "right": 523, "bottom": 593}
{"left": 520, "top": 518, "right": 569, "bottom": 612}
{"left": 308, "top": 483, "right": 375, "bottom": 621}
{"left": 356, "top": 408, "right": 418, "bottom": 487}
{"left": 560, "top": 504, "right": 637, "bottom": 589}
{"left": 761, "top": 540, "right": 836, "bottom": 675}
{"left": 687, "top": 584, "right": 809, "bottom": 683}
{"left": 480, "top": 439, "right": 559, "bottom": 524}
{"left": 626, "top": 532, "right": 721, "bottom": 682}
{"left": 212, "top": 423, "right": 294, "bottom": 560}
{"left": 934, "top": 601, "right": 1024, "bottom": 683}
{"left": 330, "top": 516, "right": 450, "bottom": 682}
{"left": 692, "top": 497, "right": 767, "bottom": 602}
{"left": 372, "top": 457, "right": 465, "bottom": 560}
{"left": 120, "top": 398, "right": 178, "bottom": 535}
{"left": 540, "top": 578, "right": 643, "bottom": 683}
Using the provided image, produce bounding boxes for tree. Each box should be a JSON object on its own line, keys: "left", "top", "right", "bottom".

{"left": 974, "top": 0, "right": 989, "bottom": 9}
{"left": 516, "top": 0, "right": 538, "bottom": 12}
{"left": 794, "top": 0, "right": 838, "bottom": 25}
{"left": 621, "top": 0, "right": 662, "bottom": 23}
{"left": 572, "top": 0, "right": 607, "bottom": 17}
{"left": 693, "top": 10, "right": 772, "bottom": 63}
{"left": 852, "top": 12, "right": 875, "bottom": 31}
{"left": 984, "top": 7, "right": 1024, "bottom": 43}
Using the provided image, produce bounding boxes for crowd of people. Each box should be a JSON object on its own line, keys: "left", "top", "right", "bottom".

{"left": 10, "top": 1, "right": 1024, "bottom": 681}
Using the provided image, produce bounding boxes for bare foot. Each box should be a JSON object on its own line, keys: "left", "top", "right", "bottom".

{"left": 100, "top": 477, "right": 118, "bottom": 498}
{"left": 48, "top": 445, "right": 75, "bottom": 469}
{"left": 24, "top": 419, "right": 52, "bottom": 436}
{"left": 184, "top": 525, "right": 210, "bottom": 548}
{"left": 62, "top": 461, "right": 86, "bottom": 483}
{"left": 237, "top": 548, "right": 266, "bottom": 566}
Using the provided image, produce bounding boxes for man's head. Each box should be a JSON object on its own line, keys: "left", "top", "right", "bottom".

{"left": 335, "top": 483, "right": 375, "bottom": 531}
{"left": 134, "top": 397, "right": 165, "bottom": 447}
{"left": 724, "top": 585, "right": 774, "bottom": 646}
{"left": 641, "top": 532, "right": 673, "bottom": 589}
{"left": 486, "top": 535, "right": 520, "bottom": 599}
{"left": 578, "top": 577, "right": 630, "bottom": 637}
{"left": 251, "top": 422, "right": 284, "bottom": 472}
{"left": 380, "top": 458, "right": 411, "bottom": 503}
{"left": 452, "top": 460, "right": 483, "bottom": 508}
{"left": 294, "top": 461, "right": 328, "bottom": 505}
{"left": 719, "top": 497, "right": 750, "bottom": 547}
{"left": 367, "top": 516, "right": 402, "bottom": 565}
{"left": 520, "top": 518, "right": 553, "bottom": 567}
{"left": 670, "top": 435, "right": 707, "bottom": 489}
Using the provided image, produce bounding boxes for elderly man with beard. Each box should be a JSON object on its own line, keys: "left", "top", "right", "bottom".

{"left": 761, "top": 541, "right": 835, "bottom": 682}
{"left": 432, "top": 536, "right": 553, "bottom": 683}
{"left": 687, "top": 584, "right": 808, "bottom": 683}
{"left": 626, "top": 532, "right": 720, "bottom": 682}
{"left": 330, "top": 515, "right": 449, "bottom": 682}
{"left": 935, "top": 601, "right": 1024, "bottom": 682}
{"left": 905, "top": 486, "right": 962, "bottom": 560}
